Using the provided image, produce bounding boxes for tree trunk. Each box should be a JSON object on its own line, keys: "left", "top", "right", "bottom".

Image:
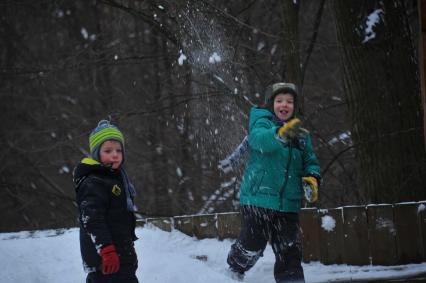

{"left": 281, "top": 0, "right": 302, "bottom": 114}
{"left": 332, "top": 0, "right": 426, "bottom": 202}
{"left": 418, "top": 0, "right": 426, "bottom": 149}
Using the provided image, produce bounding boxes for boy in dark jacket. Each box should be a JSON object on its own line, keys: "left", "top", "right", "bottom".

{"left": 226, "top": 83, "right": 321, "bottom": 283}
{"left": 73, "top": 120, "right": 139, "bottom": 283}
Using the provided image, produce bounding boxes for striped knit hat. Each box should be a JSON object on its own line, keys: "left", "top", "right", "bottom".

{"left": 89, "top": 120, "right": 125, "bottom": 161}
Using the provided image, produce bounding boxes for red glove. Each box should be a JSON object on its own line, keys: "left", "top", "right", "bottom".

{"left": 99, "top": 245, "right": 120, "bottom": 274}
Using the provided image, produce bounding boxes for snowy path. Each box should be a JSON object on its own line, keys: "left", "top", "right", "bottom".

{"left": 0, "top": 226, "right": 425, "bottom": 283}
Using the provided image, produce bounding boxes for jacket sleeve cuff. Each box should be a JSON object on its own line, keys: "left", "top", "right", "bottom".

{"left": 306, "top": 172, "right": 321, "bottom": 186}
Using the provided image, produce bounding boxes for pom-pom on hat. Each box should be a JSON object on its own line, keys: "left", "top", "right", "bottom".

{"left": 89, "top": 120, "right": 124, "bottom": 161}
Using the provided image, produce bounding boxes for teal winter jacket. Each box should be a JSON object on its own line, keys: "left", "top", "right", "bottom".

{"left": 239, "top": 107, "right": 321, "bottom": 213}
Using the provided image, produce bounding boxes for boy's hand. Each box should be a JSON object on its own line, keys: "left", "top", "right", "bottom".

{"left": 99, "top": 244, "right": 120, "bottom": 274}
{"left": 277, "top": 118, "right": 302, "bottom": 139}
{"left": 302, "top": 176, "right": 318, "bottom": 203}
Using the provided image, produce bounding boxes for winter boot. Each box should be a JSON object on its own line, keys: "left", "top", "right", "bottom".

{"left": 225, "top": 267, "right": 245, "bottom": 281}
{"left": 275, "top": 269, "right": 305, "bottom": 283}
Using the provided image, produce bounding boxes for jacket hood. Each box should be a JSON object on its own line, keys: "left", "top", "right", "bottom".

{"left": 73, "top": 157, "right": 119, "bottom": 186}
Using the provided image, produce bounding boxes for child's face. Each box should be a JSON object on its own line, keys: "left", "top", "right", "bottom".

{"left": 273, "top": 93, "right": 294, "bottom": 121}
{"left": 99, "top": 140, "right": 123, "bottom": 169}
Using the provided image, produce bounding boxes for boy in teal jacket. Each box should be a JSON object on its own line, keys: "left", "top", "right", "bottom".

{"left": 227, "top": 83, "right": 320, "bottom": 283}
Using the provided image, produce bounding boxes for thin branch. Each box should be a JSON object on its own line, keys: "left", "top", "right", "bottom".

{"left": 99, "top": 0, "right": 179, "bottom": 46}
{"left": 301, "top": 0, "right": 327, "bottom": 88}
{"left": 199, "top": 0, "right": 281, "bottom": 39}
{"left": 321, "top": 145, "right": 355, "bottom": 177}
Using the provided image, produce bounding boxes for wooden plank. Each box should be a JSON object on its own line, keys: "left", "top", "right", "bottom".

{"left": 394, "top": 203, "right": 423, "bottom": 264}
{"left": 367, "top": 204, "right": 397, "bottom": 265}
{"left": 217, "top": 212, "right": 241, "bottom": 240}
{"left": 300, "top": 208, "right": 320, "bottom": 263}
{"left": 319, "top": 208, "right": 344, "bottom": 264}
{"left": 192, "top": 214, "right": 217, "bottom": 239}
{"left": 145, "top": 217, "right": 172, "bottom": 232}
{"left": 174, "top": 215, "right": 194, "bottom": 237}
{"left": 342, "top": 206, "right": 369, "bottom": 265}
{"left": 418, "top": 202, "right": 426, "bottom": 260}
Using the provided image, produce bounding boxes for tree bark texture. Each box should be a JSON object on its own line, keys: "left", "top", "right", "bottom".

{"left": 333, "top": 0, "right": 426, "bottom": 202}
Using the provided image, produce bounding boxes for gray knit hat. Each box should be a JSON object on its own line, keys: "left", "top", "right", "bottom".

{"left": 264, "top": 82, "right": 298, "bottom": 105}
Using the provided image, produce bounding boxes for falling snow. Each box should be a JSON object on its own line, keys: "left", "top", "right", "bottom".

{"left": 59, "top": 166, "right": 70, "bottom": 174}
{"left": 362, "top": 9, "right": 383, "bottom": 43}
{"left": 54, "top": 9, "right": 64, "bottom": 18}
{"left": 208, "top": 52, "right": 222, "bottom": 64}
{"left": 80, "top": 27, "right": 88, "bottom": 40}
{"left": 176, "top": 167, "right": 183, "bottom": 177}
{"left": 178, "top": 51, "right": 187, "bottom": 65}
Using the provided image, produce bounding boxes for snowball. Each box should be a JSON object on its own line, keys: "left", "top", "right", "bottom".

{"left": 321, "top": 215, "right": 336, "bottom": 232}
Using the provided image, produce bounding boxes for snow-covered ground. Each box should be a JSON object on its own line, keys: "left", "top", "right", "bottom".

{"left": 1, "top": 225, "right": 425, "bottom": 283}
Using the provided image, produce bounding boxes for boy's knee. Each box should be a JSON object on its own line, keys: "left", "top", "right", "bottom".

{"left": 227, "top": 241, "right": 263, "bottom": 273}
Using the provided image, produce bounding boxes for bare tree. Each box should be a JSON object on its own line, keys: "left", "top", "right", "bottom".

{"left": 332, "top": 0, "right": 426, "bottom": 202}
{"left": 4, "top": 0, "right": 420, "bottom": 231}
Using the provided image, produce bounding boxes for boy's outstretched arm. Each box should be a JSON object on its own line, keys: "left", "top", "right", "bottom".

{"left": 218, "top": 136, "right": 249, "bottom": 173}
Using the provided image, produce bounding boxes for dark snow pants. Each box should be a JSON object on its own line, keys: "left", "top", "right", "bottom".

{"left": 86, "top": 264, "right": 139, "bottom": 283}
{"left": 227, "top": 205, "right": 305, "bottom": 283}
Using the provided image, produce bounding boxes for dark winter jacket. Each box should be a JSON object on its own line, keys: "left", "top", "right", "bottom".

{"left": 73, "top": 158, "right": 138, "bottom": 273}
{"left": 239, "top": 107, "right": 321, "bottom": 212}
